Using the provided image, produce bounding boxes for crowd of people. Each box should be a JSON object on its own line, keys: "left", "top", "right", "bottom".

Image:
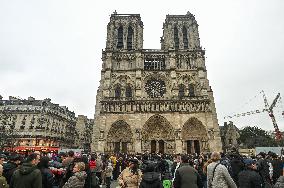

{"left": 0, "top": 149, "right": 283, "bottom": 188}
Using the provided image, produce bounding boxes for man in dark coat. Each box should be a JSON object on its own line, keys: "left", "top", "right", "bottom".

{"left": 173, "top": 155, "right": 203, "bottom": 188}
{"left": 3, "top": 154, "right": 21, "bottom": 184}
{"left": 140, "top": 162, "right": 163, "bottom": 188}
{"left": 9, "top": 153, "right": 42, "bottom": 188}
{"left": 238, "top": 158, "right": 263, "bottom": 188}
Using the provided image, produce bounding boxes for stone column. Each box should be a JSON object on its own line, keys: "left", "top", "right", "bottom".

{"left": 175, "top": 140, "right": 182, "bottom": 154}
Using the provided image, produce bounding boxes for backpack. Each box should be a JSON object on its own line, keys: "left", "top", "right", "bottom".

{"left": 163, "top": 179, "right": 172, "bottom": 188}
{"left": 90, "top": 170, "right": 100, "bottom": 188}
{"left": 220, "top": 158, "right": 233, "bottom": 177}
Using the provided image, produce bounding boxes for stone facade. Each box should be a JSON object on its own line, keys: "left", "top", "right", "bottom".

{"left": 0, "top": 96, "right": 77, "bottom": 150}
{"left": 220, "top": 121, "right": 240, "bottom": 152}
{"left": 75, "top": 115, "right": 93, "bottom": 152}
{"left": 92, "top": 12, "right": 222, "bottom": 154}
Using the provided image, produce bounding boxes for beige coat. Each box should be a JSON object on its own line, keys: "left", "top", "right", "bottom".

{"left": 118, "top": 167, "right": 142, "bottom": 188}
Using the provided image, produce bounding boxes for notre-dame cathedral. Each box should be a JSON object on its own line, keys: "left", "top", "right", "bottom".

{"left": 92, "top": 12, "right": 222, "bottom": 154}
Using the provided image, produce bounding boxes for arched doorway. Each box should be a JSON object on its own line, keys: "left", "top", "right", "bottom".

{"left": 182, "top": 117, "right": 209, "bottom": 154}
{"left": 106, "top": 120, "right": 133, "bottom": 153}
{"left": 142, "top": 115, "right": 174, "bottom": 154}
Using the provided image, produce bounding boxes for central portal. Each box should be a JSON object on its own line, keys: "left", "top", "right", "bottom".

{"left": 150, "top": 140, "right": 165, "bottom": 153}
{"left": 142, "top": 115, "right": 174, "bottom": 154}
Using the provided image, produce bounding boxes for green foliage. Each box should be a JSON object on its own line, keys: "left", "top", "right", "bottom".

{"left": 238, "top": 126, "right": 280, "bottom": 148}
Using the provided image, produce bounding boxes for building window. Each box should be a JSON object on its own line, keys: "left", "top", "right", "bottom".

{"left": 117, "top": 26, "right": 123, "bottom": 49}
{"left": 189, "top": 84, "right": 195, "bottom": 97}
{"left": 178, "top": 84, "right": 185, "bottom": 97}
{"left": 183, "top": 26, "right": 188, "bottom": 49}
{"left": 174, "top": 26, "right": 179, "bottom": 49}
{"left": 115, "top": 86, "right": 121, "bottom": 98}
{"left": 125, "top": 86, "right": 132, "bottom": 98}
{"left": 127, "top": 26, "right": 133, "bottom": 50}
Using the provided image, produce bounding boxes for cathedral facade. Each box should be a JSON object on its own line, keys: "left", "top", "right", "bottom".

{"left": 92, "top": 12, "right": 222, "bottom": 154}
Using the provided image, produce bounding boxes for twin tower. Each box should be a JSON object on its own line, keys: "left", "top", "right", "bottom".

{"left": 92, "top": 12, "right": 222, "bottom": 154}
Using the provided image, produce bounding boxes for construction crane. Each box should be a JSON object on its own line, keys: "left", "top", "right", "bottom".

{"left": 261, "top": 91, "right": 282, "bottom": 140}
{"left": 224, "top": 91, "right": 283, "bottom": 141}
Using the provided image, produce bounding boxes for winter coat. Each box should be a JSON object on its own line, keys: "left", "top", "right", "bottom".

{"left": 274, "top": 176, "right": 284, "bottom": 188}
{"left": 207, "top": 162, "right": 237, "bottom": 188}
{"left": 9, "top": 162, "right": 42, "bottom": 188}
{"left": 238, "top": 168, "right": 263, "bottom": 188}
{"left": 89, "top": 161, "right": 96, "bottom": 171}
{"left": 62, "top": 171, "right": 87, "bottom": 188}
{"left": 40, "top": 167, "right": 56, "bottom": 188}
{"left": 118, "top": 167, "right": 142, "bottom": 188}
{"left": 139, "top": 172, "right": 163, "bottom": 188}
{"left": 0, "top": 175, "right": 8, "bottom": 188}
{"left": 173, "top": 163, "right": 203, "bottom": 188}
{"left": 257, "top": 158, "right": 270, "bottom": 182}
{"left": 3, "top": 161, "right": 18, "bottom": 184}
{"left": 105, "top": 165, "right": 113, "bottom": 177}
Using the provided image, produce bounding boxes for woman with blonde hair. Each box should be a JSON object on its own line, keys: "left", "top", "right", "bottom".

{"left": 63, "top": 162, "right": 87, "bottom": 188}
{"left": 118, "top": 159, "right": 142, "bottom": 188}
{"left": 207, "top": 152, "right": 237, "bottom": 188}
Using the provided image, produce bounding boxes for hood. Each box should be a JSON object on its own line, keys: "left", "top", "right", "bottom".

{"left": 3, "top": 161, "right": 18, "bottom": 171}
{"left": 142, "top": 172, "right": 160, "bottom": 183}
{"left": 75, "top": 171, "right": 87, "bottom": 181}
{"left": 19, "top": 163, "right": 37, "bottom": 175}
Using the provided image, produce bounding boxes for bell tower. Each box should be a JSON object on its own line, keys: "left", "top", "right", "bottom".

{"left": 105, "top": 12, "right": 143, "bottom": 51}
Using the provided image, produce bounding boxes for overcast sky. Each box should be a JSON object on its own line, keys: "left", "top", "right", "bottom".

{"left": 1, "top": 0, "right": 284, "bottom": 131}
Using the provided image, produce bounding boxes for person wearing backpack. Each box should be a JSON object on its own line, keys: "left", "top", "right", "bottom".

{"left": 139, "top": 162, "right": 163, "bottom": 188}
{"left": 207, "top": 152, "right": 237, "bottom": 188}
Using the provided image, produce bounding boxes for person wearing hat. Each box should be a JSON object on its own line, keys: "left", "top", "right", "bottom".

{"left": 238, "top": 158, "right": 263, "bottom": 188}
{"left": 118, "top": 158, "right": 142, "bottom": 188}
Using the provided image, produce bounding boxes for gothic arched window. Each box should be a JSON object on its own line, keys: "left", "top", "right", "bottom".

{"left": 188, "top": 84, "right": 195, "bottom": 97}
{"left": 178, "top": 84, "right": 185, "bottom": 97}
{"left": 115, "top": 86, "right": 121, "bottom": 98}
{"left": 125, "top": 85, "right": 132, "bottom": 98}
{"left": 174, "top": 26, "right": 179, "bottom": 49}
{"left": 183, "top": 26, "right": 188, "bottom": 49}
{"left": 127, "top": 26, "right": 133, "bottom": 50}
{"left": 117, "top": 26, "right": 123, "bottom": 49}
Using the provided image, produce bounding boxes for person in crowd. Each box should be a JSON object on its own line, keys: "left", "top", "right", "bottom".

{"left": 118, "top": 158, "right": 142, "bottom": 188}
{"left": 105, "top": 162, "right": 113, "bottom": 188}
{"left": 94, "top": 155, "right": 103, "bottom": 186}
{"left": 238, "top": 158, "right": 263, "bottom": 188}
{"left": 3, "top": 154, "right": 21, "bottom": 185}
{"left": 139, "top": 162, "right": 163, "bottom": 188}
{"left": 88, "top": 155, "right": 96, "bottom": 172}
{"left": 62, "top": 162, "right": 87, "bottom": 188}
{"left": 173, "top": 154, "right": 203, "bottom": 188}
{"left": 257, "top": 152, "right": 272, "bottom": 188}
{"left": 62, "top": 151, "right": 74, "bottom": 168}
{"left": 0, "top": 164, "right": 8, "bottom": 188}
{"left": 270, "top": 152, "right": 282, "bottom": 185}
{"left": 229, "top": 153, "right": 244, "bottom": 186}
{"left": 207, "top": 152, "right": 237, "bottom": 188}
{"left": 38, "top": 156, "right": 56, "bottom": 188}
{"left": 81, "top": 155, "right": 94, "bottom": 188}
{"left": 0, "top": 155, "right": 6, "bottom": 166}
{"left": 9, "top": 153, "right": 42, "bottom": 188}
{"left": 172, "top": 154, "right": 181, "bottom": 180}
